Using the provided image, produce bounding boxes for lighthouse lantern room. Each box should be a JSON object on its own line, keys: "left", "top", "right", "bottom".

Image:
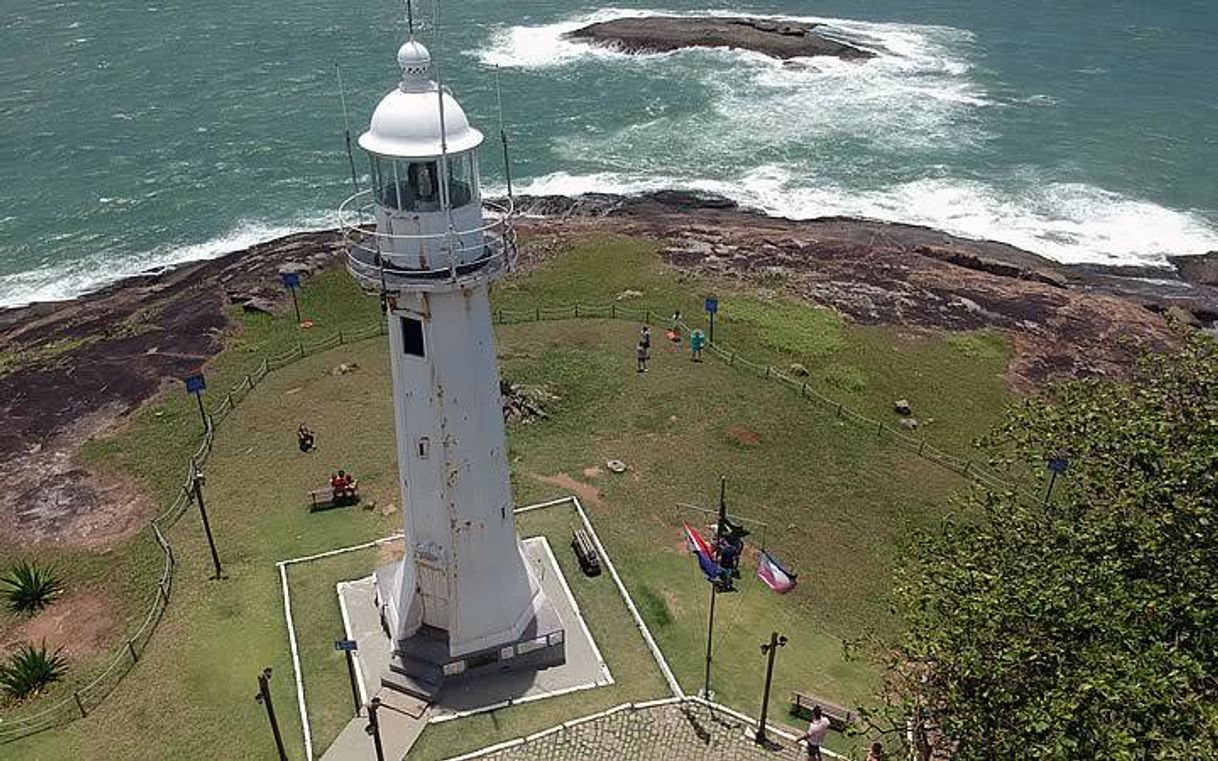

{"left": 339, "top": 37, "right": 565, "bottom": 701}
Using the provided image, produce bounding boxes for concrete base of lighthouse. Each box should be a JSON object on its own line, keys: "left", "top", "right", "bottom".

{"left": 372, "top": 570, "right": 567, "bottom": 702}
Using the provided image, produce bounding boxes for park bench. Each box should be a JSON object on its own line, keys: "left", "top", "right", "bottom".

{"left": 571, "top": 527, "right": 601, "bottom": 576}
{"left": 790, "top": 691, "right": 855, "bottom": 731}
{"left": 308, "top": 481, "right": 359, "bottom": 512}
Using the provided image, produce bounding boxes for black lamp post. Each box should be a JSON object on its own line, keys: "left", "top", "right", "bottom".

{"left": 755, "top": 631, "right": 788, "bottom": 744}
{"left": 365, "top": 696, "right": 386, "bottom": 761}
{"left": 1045, "top": 453, "right": 1070, "bottom": 505}
{"left": 255, "top": 667, "right": 288, "bottom": 761}
{"left": 191, "top": 466, "right": 223, "bottom": 580}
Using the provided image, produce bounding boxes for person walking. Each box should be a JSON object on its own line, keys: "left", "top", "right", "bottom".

{"left": 797, "top": 706, "right": 832, "bottom": 760}
{"left": 636, "top": 341, "right": 650, "bottom": 373}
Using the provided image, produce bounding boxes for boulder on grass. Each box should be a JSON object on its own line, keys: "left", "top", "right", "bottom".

{"left": 894, "top": 399, "right": 913, "bottom": 416}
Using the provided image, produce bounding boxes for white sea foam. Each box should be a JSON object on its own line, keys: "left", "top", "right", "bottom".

{"left": 0, "top": 214, "right": 335, "bottom": 309}
{"left": 513, "top": 168, "right": 1218, "bottom": 265}
{"left": 483, "top": 8, "right": 1218, "bottom": 265}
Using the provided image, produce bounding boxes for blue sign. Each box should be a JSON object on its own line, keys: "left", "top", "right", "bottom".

{"left": 184, "top": 374, "right": 206, "bottom": 394}
{"left": 280, "top": 271, "right": 301, "bottom": 289}
{"left": 334, "top": 639, "right": 358, "bottom": 652}
{"left": 704, "top": 297, "right": 719, "bottom": 314}
{"left": 1047, "top": 457, "right": 1069, "bottom": 474}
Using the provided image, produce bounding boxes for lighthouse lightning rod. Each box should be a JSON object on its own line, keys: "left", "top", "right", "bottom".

{"left": 336, "top": 65, "right": 360, "bottom": 196}
{"left": 405, "top": 0, "right": 414, "bottom": 36}
{"left": 495, "top": 66, "right": 514, "bottom": 203}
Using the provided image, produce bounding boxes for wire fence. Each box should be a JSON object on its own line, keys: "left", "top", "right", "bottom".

{"left": 0, "top": 300, "right": 1012, "bottom": 742}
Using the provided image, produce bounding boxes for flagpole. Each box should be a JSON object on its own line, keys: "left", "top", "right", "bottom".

{"left": 702, "top": 475, "right": 728, "bottom": 700}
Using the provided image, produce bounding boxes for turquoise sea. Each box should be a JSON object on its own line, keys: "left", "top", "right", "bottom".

{"left": 2, "top": 0, "right": 1217, "bottom": 307}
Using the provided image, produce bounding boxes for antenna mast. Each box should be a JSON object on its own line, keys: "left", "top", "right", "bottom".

{"left": 336, "top": 65, "right": 360, "bottom": 196}
{"left": 495, "top": 66, "right": 515, "bottom": 204}
{"left": 405, "top": 0, "right": 414, "bottom": 37}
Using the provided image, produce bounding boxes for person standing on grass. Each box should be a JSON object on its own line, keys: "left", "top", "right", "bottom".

{"left": 640, "top": 325, "right": 652, "bottom": 352}
{"left": 636, "top": 341, "right": 650, "bottom": 373}
{"left": 797, "top": 705, "right": 832, "bottom": 760}
{"left": 690, "top": 329, "right": 705, "bottom": 361}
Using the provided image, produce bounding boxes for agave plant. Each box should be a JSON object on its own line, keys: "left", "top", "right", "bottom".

{"left": 0, "top": 642, "right": 68, "bottom": 700}
{"left": 1, "top": 560, "right": 61, "bottom": 614}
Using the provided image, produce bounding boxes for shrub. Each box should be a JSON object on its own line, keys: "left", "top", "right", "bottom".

{"left": 0, "top": 642, "right": 68, "bottom": 700}
{"left": 1, "top": 560, "right": 62, "bottom": 614}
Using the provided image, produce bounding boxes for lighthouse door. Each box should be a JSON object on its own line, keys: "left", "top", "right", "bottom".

{"left": 418, "top": 561, "right": 449, "bottom": 628}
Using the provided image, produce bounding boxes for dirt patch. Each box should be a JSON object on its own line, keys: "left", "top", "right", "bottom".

{"left": 0, "top": 407, "right": 154, "bottom": 549}
{"left": 0, "top": 593, "right": 117, "bottom": 660}
{"left": 725, "top": 424, "right": 761, "bottom": 446}
{"left": 377, "top": 540, "right": 405, "bottom": 566}
{"left": 581, "top": 465, "right": 603, "bottom": 479}
{"left": 531, "top": 473, "right": 604, "bottom": 508}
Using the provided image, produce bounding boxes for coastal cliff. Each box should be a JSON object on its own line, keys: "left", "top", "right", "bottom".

{"left": 1, "top": 194, "right": 1213, "bottom": 548}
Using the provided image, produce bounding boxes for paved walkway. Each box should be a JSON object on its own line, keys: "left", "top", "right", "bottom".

{"left": 462, "top": 702, "right": 818, "bottom": 761}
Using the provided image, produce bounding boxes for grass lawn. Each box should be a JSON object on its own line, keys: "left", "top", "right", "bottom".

{"left": 1, "top": 235, "right": 1012, "bottom": 760}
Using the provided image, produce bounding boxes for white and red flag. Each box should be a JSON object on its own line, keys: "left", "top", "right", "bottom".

{"left": 757, "top": 550, "right": 797, "bottom": 594}
{"left": 682, "top": 522, "right": 723, "bottom": 582}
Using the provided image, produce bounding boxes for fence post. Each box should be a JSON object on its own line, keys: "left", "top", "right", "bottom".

{"left": 338, "top": 329, "right": 344, "bottom": 344}
{"left": 74, "top": 691, "right": 86, "bottom": 718}
{"left": 225, "top": 393, "right": 233, "bottom": 410}
{"left": 575, "top": 304, "right": 580, "bottom": 317}
{"left": 765, "top": 366, "right": 770, "bottom": 380}
{"left": 127, "top": 639, "right": 138, "bottom": 664}
{"left": 730, "top": 352, "right": 736, "bottom": 366}
{"left": 918, "top": 441, "right": 925, "bottom": 456}
{"left": 246, "top": 373, "right": 253, "bottom": 389}
{"left": 836, "top": 403, "right": 843, "bottom": 418}
{"left": 612, "top": 303, "right": 616, "bottom": 320}
{"left": 801, "top": 381, "right": 807, "bottom": 397}
{"left": 158, "top": 580, "right": 169, "bottom": 605}
{"left": 964, "top": 461, "right": 972, "bottom": 476}
{"left": 296, "top": 340, "right": 304, "bottom": 357}
{"left": 497, "top": 309, "right": 503, "bottom": 324}
{"left": 877, "top": 421, "right": 884, "bottom": 438}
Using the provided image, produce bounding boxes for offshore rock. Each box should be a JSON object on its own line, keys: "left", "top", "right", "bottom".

{"left": 566, "top": 16, "right": 876, "bottom": 61}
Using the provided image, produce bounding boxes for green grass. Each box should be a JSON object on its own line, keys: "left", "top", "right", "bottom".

{"left": 2, "top": 234, "right": 1012, "bottom": 760}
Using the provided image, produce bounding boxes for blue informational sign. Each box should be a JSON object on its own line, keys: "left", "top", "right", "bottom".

{"left": 334, "top": 639, "right": 359, "bottom": 652}
{"left": 704, "top": 297, "right": 719, "bottom": 314}
{"left": 1047, "top": 457, "right": 1069, "bottom": 474}
{"left": 184, "top": 374, "right": 206, "bottom": 394}
{"left": 280, "top": 271, "right": 301, "bottom": 289}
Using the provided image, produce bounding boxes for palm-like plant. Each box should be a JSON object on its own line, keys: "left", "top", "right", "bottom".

{"left": 1, "top": 560, "right": 61, "bottom": 614}
{"left": 0, "top": 642, "right": 68, "bottom": 700}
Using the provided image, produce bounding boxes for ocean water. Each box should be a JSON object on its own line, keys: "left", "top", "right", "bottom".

{"left": 2, "top": 0, "right": 1216, "bottom": 308}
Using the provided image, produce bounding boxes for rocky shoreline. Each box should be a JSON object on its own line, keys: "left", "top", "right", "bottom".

{"left": 565, "top": 16, "right": 876, "bottom": 61}
{"left": 1, "top": 191, "right": 1214, "bottom": 548}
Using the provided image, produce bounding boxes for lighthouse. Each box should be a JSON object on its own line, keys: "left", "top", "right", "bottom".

{"left": 339, "top": 38, "right": 565, "bottom": 700}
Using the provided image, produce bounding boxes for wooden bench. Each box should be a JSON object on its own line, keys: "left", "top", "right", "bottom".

{"left": 790, "top": 691, "right": 855, "bottom": 731}
{"left": 571, "top": 528, "right": 601, "bottom": 576}
{"left": 308, "top": 482, "right": 359, "bottom": 512}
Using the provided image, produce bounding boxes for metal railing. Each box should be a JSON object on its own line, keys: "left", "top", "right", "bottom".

{"left": 339, "top": 193, "right": 517, "bottom": 290}
{"left": 0, "top": 299, "right": 1013, "bottom": 742}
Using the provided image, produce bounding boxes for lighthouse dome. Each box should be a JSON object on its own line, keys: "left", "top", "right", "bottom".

{"left": 358, "top": 40, "right": 484, "bottom": 158}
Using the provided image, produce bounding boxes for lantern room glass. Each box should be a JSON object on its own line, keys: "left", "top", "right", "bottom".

{"left": 369, "top": 153, "right": 479, "bottom": 212}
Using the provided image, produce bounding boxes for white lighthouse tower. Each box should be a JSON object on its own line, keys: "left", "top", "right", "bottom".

{"left": 340, "top": 38, "right": 564, "bottom": 700}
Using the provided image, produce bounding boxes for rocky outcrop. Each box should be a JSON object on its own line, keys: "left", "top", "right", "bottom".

{"left": 565, "top": 16, "right": 876, "bottom": 61}
{"left": 1169, "top": 251, "right": 1218, "bottom": 287}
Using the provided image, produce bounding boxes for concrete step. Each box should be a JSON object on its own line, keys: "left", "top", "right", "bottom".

{"left": 375, "top": 687, "right": 430, "bottom": 719}
{"left": 381, "top": 668, "right": 442, "bottom": 702}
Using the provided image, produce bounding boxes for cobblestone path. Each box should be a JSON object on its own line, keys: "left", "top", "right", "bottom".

{"left": 473, "top": 702, "right": 815, "bottom": 761}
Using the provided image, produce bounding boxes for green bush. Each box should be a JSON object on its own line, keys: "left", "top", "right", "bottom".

{"left": 0, "top": 642, "right": 68, "bottom": 700}
{"left": 1, "top": 560, "right": 62, "bottom": 614}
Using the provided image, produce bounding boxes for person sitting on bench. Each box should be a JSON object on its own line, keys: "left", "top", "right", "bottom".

{"left": 330, "top": 471, "right": 348, "bottom": 501}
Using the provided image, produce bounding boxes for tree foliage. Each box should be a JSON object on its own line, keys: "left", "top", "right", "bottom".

{"left": 882, "top": 331, "right": 1218, "bottom": 759}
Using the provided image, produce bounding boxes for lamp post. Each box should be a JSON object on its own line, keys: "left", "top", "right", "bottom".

{"left": 191, "top": 466, "right": 223, "bottom": 580}
{"left": 365, "top": 696, "right": 386, "bottom": 761}
{"left": 755, "top": 631, "right": 788, "bottom": 744}
{"left": 255, "top": 667, "right": 288, "bottom": 761}
{"left": 1045, "top": 453, "right": 1070, "bottom": 505}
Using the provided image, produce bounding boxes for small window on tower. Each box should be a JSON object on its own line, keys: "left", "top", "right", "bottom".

{"left": 400, "top": 316, "right": 425, "bottom": 357}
